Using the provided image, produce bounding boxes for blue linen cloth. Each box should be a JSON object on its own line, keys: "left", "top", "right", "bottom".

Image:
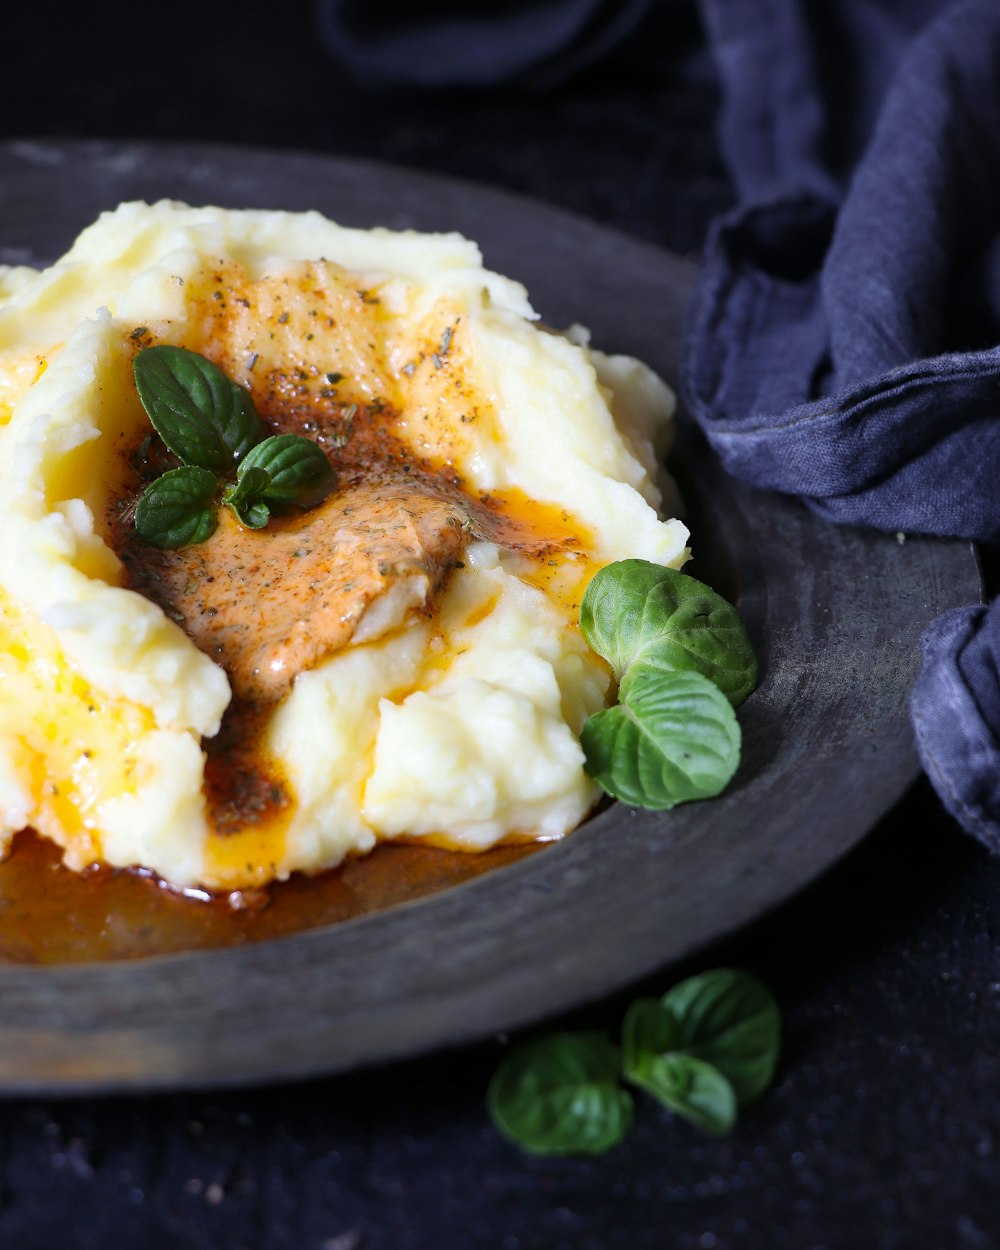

{"left": 686, "top": 0, "right": 1000, "bottom": 852}
{"left": 316, "top": 0, "right": 1000, "bottom": 851}
{"left": 316, "top": 0, "right": 656, "bottom": 88}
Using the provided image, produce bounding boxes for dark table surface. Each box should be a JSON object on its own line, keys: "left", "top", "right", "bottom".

{"left": 1, "top": 5, "right": 997, "bottom": 1248}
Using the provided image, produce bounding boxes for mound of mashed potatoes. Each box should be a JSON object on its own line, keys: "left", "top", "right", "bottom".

{"left": 0, "top": 201, "right": 688, "bottom": 890}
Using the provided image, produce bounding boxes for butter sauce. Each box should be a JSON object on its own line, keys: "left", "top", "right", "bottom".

{"left": 95, "top": 259, "right": 593, "bottom": 901}
{"left": 0, "top": 828, "right": 540, "bottom": 964}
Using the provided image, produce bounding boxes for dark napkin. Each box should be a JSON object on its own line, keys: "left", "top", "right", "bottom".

{"left": 316, "top": 0, "right": 656, "bottom": 88}
{"left": 686, "top": 0, "right": 1000, "bottom": 851}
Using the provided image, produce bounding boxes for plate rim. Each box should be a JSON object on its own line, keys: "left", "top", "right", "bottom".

{"left": 0, "top": 138, "right": 982, "bottom": 1093}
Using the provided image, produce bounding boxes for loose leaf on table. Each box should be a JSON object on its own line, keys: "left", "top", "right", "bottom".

{"left": 133, "top": 345, "right": 265, "bottom": 473}
{"left": 622, "top": 998, "right": 737, "bottom": 1135}
{"left": 488, "top": 1033, "right": 633, "bottom": 1157}
{"left": 659, "top": 968, "right": 781, "bottom": 1104}
{"left": 222, "top": 466, "right": 272, "bottom": 529}
{"left": 580, "top": 560, "right": 758, "bottom": 707}
{"left": 486, "top": 969, "right": 781, "bottom": 1155}
{"left": 238, "top": 433, "right": 335, "bottom": 506}
{"left": 580, "top": 665, "right": 741, "bottom": 809}
{"left": 134, "top": 466, "right": 219, "bottom": 550}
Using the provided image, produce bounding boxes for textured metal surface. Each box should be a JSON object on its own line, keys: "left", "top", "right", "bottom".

{"left": 0, "top": 140, "right": 982, "bottom": 1093}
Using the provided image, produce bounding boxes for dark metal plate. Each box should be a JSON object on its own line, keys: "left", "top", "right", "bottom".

{"left": 0, "top": 140, "right": 981, "bottom": 1092}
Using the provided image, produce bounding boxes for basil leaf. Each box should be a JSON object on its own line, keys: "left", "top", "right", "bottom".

{"left": 581, "top": 560, "right": 757, "bottom": 707}
{"left": 659, "top": 969, "right": 780, "bottom": 1105}
{"left": 581, "top": 666, "right": 741, "bottom": 809}
{"left": 622, "top": 999, "right": 736, "bottom": 1136}
{"left": 488, "top": 1033, "right": 633, "bottom": 1157}
{"left": 238, "top": 433, "right": 335, "bottom": 507}
{"left": 134, "top": 466, "right": 218, "bottom": 550}
{"left": 133, "top": 345, "right": 264, "bottom": 473}
{"left": 223, "top": 466, "right": 272, "bottom": 530}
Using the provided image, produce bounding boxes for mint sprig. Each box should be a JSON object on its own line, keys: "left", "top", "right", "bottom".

{"left": 579, "top": 560, "right": 756, "bottom": 809}
{"left": 488, "top": 969, "right": 780, "bottom": 1156}
{"left": 622, "top": 1011, "right": 738, "bottom": 1135}
{"left": 131, "top": 345, "right": 335, "bottom": 549}
{"left": 640, "top": 967, "right": 782, "bottom": 1104}
{"left": 237, "top": 433, "right": 335, "bottom": 507}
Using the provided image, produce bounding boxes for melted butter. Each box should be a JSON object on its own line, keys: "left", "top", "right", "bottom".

{"left": 470, "top": 488, "right": 595, "bottom": 621}
{"left": 0, "top": 349, "right": 51, "bottom": 427}
{"left": 200, "top": 699, "right": 290, "bottom": 888}
{"left": 0, "top": 588, "right": 156, "bottom": 870}
{"left": 461, "top": 593, "right": 501, "bottom": 631}
{"left": 392, "top": 828, "right": 562, "bottom": 854}
{"left": 202, "top": 817, "right": 292, "bottom": 890}
{"left": 179, "top": 259, "right": 398, "bottom": 417}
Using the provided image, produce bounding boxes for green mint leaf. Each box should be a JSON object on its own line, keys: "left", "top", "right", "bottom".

{"left": 621, "top": 996, "right": 682, "bottom": 1062}
{"left": 223, "top": 466, "right": 272, "bottom": 530}
{"left": 581, "top": 666, "right": 741, "bottom": 809}
{"left": 622, "top": 999, "right": 737, "bottom": 1136}
{"left": 133, "top": 345, "right": 265, "bottom": 473}
{"left": 238, "top": 433, "right": 334, "bottom": 507}
{"left": 133, "top": 466, "right": 218, "bottom": 550}
{"left": 487, "top": 1033, "right": 632, "bottom": 1157}
{"left": 581, "top": 560, "right": 757, "bottom": 707}
{"left": 659, "top": 969, "right": 780, "bottom": 1105}
{"left": 231, "top": 499, "right": 270, "bottom": 529}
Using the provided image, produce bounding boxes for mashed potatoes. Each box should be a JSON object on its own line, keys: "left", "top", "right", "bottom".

{"left": 0, "top": 201, "right": 688, "bottom": 890}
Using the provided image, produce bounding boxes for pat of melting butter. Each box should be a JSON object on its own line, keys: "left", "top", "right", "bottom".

{"left": 0, "top": 201, "right": 688, "bottom": 890}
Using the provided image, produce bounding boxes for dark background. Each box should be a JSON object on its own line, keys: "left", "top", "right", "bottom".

{"left": 0, "top": 3, "right": 997, "bottom": 1248}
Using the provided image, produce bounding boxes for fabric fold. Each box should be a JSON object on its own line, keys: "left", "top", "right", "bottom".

{"left": 315, "top": 0, "right": 656, "bottom": 88}
{"left": 687, "top": 0, "right": 1000, "bottom": 845}
{"left": 912, "top": 603, "right": 1000, "bottom": 853}
{"left": 685, "top": 0, "right": 1000, "bottom": 540}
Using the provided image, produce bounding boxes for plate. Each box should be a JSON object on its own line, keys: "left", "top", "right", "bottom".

{"left": 0, "top": 140, "right": 981, "bottom": 1092}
